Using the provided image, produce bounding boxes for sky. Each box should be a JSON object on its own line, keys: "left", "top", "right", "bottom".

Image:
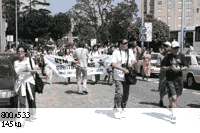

{"left": 46, "top": 0, "right": 140, "bottom": 17}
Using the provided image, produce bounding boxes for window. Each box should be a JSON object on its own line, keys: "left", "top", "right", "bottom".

{"left": 186, "top": 16, "right": 191, "bottom": 19}
{"left": 197, "top": 8, "right": 199, "bottom": 13}
{"left": 178, "top": 8, "right": 182, "bottom": 11}
{"left": 168, "top": 16, "right": 171, "bottom": 19}
{"left": 195, "top": 26, "right": 200, "bottom": 42}
{"left": 168, "top": 8, "right": 171, "bottom": 12}
{"left": 178, "top": 0, "right": 182, "bottom": 5}
{"left": 158, "top": 1, "right": 162, "bottom": 5}
{"left": 187, "top": 8, "right": 192, "bottom": 12}
{"left": 168, "top": 24, "right": 170, "bottom": 26}
{"left": 178, "top": 24, "right": 181, "bottom": 27}
{"left": 178, "top": 16, "right": 181, "bottom": 19}
{"left": 158, "top": 9, "right": 162, "bottom": 13}
{"left": 186, "top": 1, "right": 192, "bottom": 4}
{"left": 157, "top": 16, "right": 162, "bottom": 20}
{"left": 168, "top": 0, "right": 171, "bottom": 4}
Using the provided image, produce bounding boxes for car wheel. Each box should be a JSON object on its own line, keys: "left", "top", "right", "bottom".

{"left": 140, "top": 67, "right": 145, "bottom": 79}
{"left": 187, "top": 75, "right": 196, "bottom": 89}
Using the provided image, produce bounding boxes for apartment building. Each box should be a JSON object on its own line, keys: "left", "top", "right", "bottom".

{"left": 140, "top": 0, "right": 200, "bottom": 31}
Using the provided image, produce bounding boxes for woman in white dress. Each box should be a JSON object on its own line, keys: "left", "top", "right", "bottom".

{"left": 14, "top": 45, "right": 38, "bottom": 127}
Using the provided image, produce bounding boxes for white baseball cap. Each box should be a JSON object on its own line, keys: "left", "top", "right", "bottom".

{"left": 164, "top": 41, "right": 171, "bottom": 47}
{"left": 171, "top": 40, "right": 180, "bottom": 48}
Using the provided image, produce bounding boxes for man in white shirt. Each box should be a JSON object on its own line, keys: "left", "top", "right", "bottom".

{"left": 73, "top": 41, "right": 89, "bottom": 94}
{"left": 112, "top": 39, "right": 137, "bottom": 118}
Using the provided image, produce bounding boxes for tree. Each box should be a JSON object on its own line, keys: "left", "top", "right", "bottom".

{"left": 22, "top": 0, "right": 51, "bottom": 15}
{"left": 68, "top": 0, "right": 138, "bottom": 45}
{"left": 106, "top": 0, "right": 139, "bottom": 43}
{"left": 127, "top": 14, "right": 170, "bottom": 51}
{"left": 49, "top": 12, "right": 71, "bottom": 46}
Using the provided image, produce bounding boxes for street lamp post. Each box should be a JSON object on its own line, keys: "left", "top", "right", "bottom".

{"left": 181, "top": 0, "right": 185, "bottom": 53}
{"left": 16, "top": 0, "right": 18, "bottom": 48}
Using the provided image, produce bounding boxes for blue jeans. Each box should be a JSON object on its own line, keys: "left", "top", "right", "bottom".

{"left": 114, "top": 80, "right": 130, "bottom": 108}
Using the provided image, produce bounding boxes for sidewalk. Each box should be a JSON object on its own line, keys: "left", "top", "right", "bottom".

{"left": 1, "top": 108, "right": 199, "bottom": 132}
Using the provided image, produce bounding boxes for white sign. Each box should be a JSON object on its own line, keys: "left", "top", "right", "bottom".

{"left": 91, "top": 39, "right": 96, "bottom": 47}
{"left": 35, "top": 38, "right": 38, "bottom": 42}
{"left": 145, "top": 22, "right": 152, "bottom": 42}
{"left": 44, "top": 55, "right": 112, "bottom": 78}
{"left": 7, "top": 35, "right": 13, "bottom": 42}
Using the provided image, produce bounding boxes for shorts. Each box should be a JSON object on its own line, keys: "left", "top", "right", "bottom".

{"left": 167, "top": 79, "right": 183, "bottom": 98}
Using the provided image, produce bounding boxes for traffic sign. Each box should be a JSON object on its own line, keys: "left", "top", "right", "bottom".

{"left": 140, "top": 26, "right": 146, "bottom": 34}
{"left": 145, "top": 22, "right": 152, "bottom": 42}
{"left": 139, "top": 34, "right": 146, "bottom": 42}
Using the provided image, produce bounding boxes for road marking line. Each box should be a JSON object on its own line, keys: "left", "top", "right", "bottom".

{"left": 192, "top": 92, "right": 200, "bottom": 95}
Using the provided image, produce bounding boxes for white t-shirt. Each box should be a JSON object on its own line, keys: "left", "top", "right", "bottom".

{"left": 112, "top": 49, "right": 136, "bottom": 81}
{"left": 14, "top": 57, "right": 36, "bottom": 97}
{"left": 73, "top": 48, "right": 89, "bottom": 68}
{"left": 90, "top": 50, "right": 101, "bottom": 56}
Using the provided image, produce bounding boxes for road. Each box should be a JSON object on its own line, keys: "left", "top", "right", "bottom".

{"left": 36, "top": 72, "right": 200, "bottom": 108}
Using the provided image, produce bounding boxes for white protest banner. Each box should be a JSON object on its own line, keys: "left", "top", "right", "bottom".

{"left": 44, "top": 55, "right": 109, "bottom": 78}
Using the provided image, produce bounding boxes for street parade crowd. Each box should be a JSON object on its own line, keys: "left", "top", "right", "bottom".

{"left": 4, "top": 38, "right": 199, "bottom": 127}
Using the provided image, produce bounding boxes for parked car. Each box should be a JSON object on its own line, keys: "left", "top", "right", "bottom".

{"left": 182, "top": 54, "right": 200, "bottom": 88}
{"left": 0, "top": 52, "right": 19, "bottom": 108}
{"left": 137, "top": 53, "right": 161, "bottom": 77}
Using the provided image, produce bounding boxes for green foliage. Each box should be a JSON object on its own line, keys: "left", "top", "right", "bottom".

{"left": 49, "top": 12, "right": 71, "bottom": 46}
{"left": 127, "top": 14, "right": 170, "bottom": 43}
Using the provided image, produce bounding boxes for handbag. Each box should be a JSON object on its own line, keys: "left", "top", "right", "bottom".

{"left": 29, "top": 57, "right": 45, "bottom": 94}
{"left": 124, "top": 49, "right": 137, "bottom": 85}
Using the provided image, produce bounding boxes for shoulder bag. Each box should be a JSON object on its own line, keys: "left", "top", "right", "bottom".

{"left": 29, "top": 57, "right": 45, "bottom": 94}
{"left": 124, "top": 49, "right": 137, "bottom": 85}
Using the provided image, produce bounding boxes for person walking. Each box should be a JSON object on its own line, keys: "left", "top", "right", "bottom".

{"left": 131, "top": 41, "right": 141, "bottom": 62}
{"left": 141, "top": 49, "right": 151, "bottom": 81}
{"left": 112, "top": 39, "right": 136, "bottom": 118}
{"left": 14, "top": 45, "right": 38, "bottom": 127}
{"left": 90, "top": 44, "right": 101, "bottom": 85}
{"left": 73, "top": 41, "right": 89, "bottom": 94}
{"left": 161, "top": 40, "right": 188, "bottom": 123}
{"left": 157, "top": 42, "right": 171, "bottom": 107}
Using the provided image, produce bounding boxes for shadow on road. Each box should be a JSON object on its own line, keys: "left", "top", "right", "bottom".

{"left": 95, "top": 109, "right": 116, "bottom": 119}
{"left": 143, "top": 112, "right": 175, "bottom": 124}
{"left": 139, "top": 102, "right": 168, "bottom": 108}
{"left": 187, "top": 104, "right": 200, "bottom": 108}
{"left": 65, "top": 90, "right": 78, "bottom": 94}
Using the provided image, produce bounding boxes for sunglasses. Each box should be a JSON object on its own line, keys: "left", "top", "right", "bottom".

{"left": 122, "top": 42, "right": 128, "bottom": 45}
{"left": 18, "top": 50, "right": 24, "bottom": 53}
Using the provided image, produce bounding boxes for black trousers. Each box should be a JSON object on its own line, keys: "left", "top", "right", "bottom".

{"left": 114, "top": 81, "right": 130, "bottom": 108}
{"left": 18, "top": 83, "right": 36, "bottom": 108}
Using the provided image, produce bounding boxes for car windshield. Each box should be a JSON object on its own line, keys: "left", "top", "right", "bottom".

{"left": 151, "top": 54, "right": 158, "bottom": 60}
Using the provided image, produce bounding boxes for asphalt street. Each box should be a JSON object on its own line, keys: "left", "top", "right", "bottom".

{"left": 36, "top": 71, "right": 200, "bottom": 108}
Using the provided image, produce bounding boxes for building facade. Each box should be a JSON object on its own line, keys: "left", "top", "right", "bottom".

{"left": 140, "top": 0, "right": 200, "bottom": 31}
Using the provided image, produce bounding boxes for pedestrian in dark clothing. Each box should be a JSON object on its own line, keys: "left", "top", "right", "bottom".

{"left": 161, "top": 40, "right": 188, "bottom": 123}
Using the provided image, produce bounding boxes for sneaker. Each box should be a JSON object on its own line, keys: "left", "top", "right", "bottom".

{"left": 83, "top": 89, "right": 88, "bottom": 94}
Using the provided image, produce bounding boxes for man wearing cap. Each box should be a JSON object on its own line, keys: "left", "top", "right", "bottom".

{"left": 157, "top": 41, "right": 171, "bottom": 107}
{"left": 161, "top": 40, "right": 188, "bottom": 123}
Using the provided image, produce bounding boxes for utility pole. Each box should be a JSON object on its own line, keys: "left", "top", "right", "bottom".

{"left": 181, "top": 0, "right": 185, "bottom": 53}
{"left": 0, "top": 0, "right": 2, "bottom": 52}
{"left": 141, "top": 0, "right": 144, "bottom": 50}
{"left": 16, "top": 0, "right": 18, "bottom": 48}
